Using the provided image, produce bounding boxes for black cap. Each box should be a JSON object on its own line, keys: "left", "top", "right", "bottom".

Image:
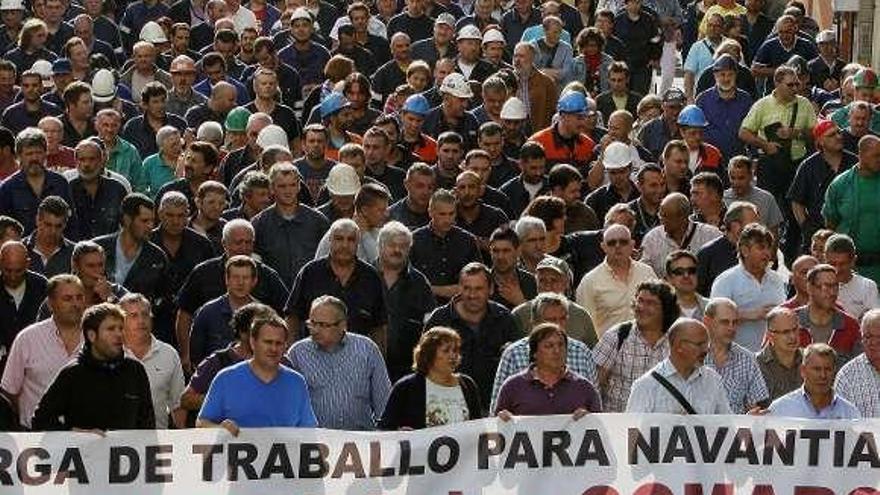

{"left": 712, "top": 53, "right": 737, "bottom": 72}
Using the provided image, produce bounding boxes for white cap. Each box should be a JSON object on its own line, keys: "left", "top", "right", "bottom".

{"left": 457, "top": 24, "right": 482, "bottom": 41}
{"left": 0, "top": 0, "right": 24, "bottom": 11}
{"left": 140, "top": 21, "right": 168, "bottom": 43}
{"left": 435, "top": 12, "right": 455, "bottom": 27}
{"left": 291, "top": 7, "right": 312, "bottom": 22}
{"left": 482, "top": 28, "right": 505, "bottom": 45}
{"left": 440, "top": 73, "right": 474, "bottom": 99}
{"left": 325, "top": 163, "right": 361, "bottom": 196}
{"left": 256, "top": 124, "right": 289, "bottom": 150}
{"left": 603, "top": 142, "right": 633, "bottom": 170}
{"left": 500, "top": 97, "right": 527, "bottom": 120}
{"left": 816, "top": 29, "right": 836, "bottom": 43}
{"left": 91, "top": 69, "right": 117, "bottom": 102}
{"left": 30, "top": 60, "right": 54, "bottom": 89}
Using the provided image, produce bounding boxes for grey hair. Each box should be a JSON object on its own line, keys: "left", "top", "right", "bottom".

{"left": 119, "top": 292, "right": 152, "bottom": 314}
{"left": 310, "top": 294, "right": 348, "bottom": 319}
{"left": 222, "top": 218, "right": 255, "bottom": 244}
{"left": 261, "top": 145, "right": 293, "bottom": 168}
{"left": 328, "top": 218, "right": 360, "bottom": 239}
{"left": 197, "top": 121, "right": 224, "bottom": 144}
{"left": 156, "top": 125, "right": 181, "bottom": 149}
{"left": 15, "top": 127, "right": 47, "bottom": 154}
{"left": 158, "top": 190, "right": 190, "bottom": 212}
{"left": 378, "top": 221, "right": 412, "bottom": 249}
{"left": 37, "top": 116, "right": 62, "bottom": 129}
{"left": 861, "top": 308, "right": 880, "bottom": 336}
{"left": 514, "top": 41, "right": 535, "bottom": 57}
{"left": 515, "top": 216, "right": 546, "bottom": 238}
{"left": 390, "top": 32, "right": 411, "bottom": 45}
{"left": 604, "top": 203, "right": 636, "bottom": 227}
{"left": 704, "top": 297, "right": 736, "bottom": 318}
{"left": 531, "top": 292, "right": 569, "bottom": 322}
{"left": 802, "top": 343, "right": 837, "bottom": 365}
{"left": 247, "top": 112, "right": 273, "bottom": 130}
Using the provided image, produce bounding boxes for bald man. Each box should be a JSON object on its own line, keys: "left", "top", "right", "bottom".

{"left": 0, "top": 241, "right": 48, "bottom": 371}
{"left": 168, "top": 56, "right": 208, "bottom": 119}
{"left": 627, "top": 317, "right": 732, "bottom": 414}
{"left": 576, "top": 224, "right": 657, "bottom": 336}
{"left": 782, "top": 255, "right": 818, "bottom": 308}
{"left": 185, "top": 81, "right": 238, "bottom": 133}
{"left": 641, "top": 193, "right": 722, "bottom": 277}
{"left": 824, "top": 135, "right": 880, "bottom": 284}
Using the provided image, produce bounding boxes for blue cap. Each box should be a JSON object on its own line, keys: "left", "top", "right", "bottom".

{"left": 677, "top": 104, "right": 708, "bottom": 128}
{"left": 51, "top": 58, "right": 72, "bottom": 75}
{"left": 557, "top": 91, "right": 588, "bottom": 114}
{"left": 712, "top": 53, "right": 737, "bottom": 72}
{"left": 401, "top": 94, "right": 431, "bottom": 117}
{"left": 320, "top": 92, "right": 351, "bottom": 119}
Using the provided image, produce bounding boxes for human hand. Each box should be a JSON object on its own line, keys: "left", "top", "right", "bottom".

{"left": 497, "top": 410, "right": 513, "bottom": 422}
{"left": 572, "top": 408, "right": 589, "bottom": 421}
{"left": 220, "top": 419, "right": 240, "bottom": 437}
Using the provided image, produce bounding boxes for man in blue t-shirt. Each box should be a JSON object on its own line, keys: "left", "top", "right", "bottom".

{"left": 197, "top": 315, "right": 317, "bottom": 434}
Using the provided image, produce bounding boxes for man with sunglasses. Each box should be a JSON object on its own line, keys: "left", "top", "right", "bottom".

{"left": 665, "top": 250, "right": 707, "bottom": 320}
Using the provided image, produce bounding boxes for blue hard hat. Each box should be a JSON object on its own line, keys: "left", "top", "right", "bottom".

{"left": 677, "top": 104, "right": 708, "bottom": 128}
{"left": 402, "top": 94, "right": 431, "bottom": 117}
{"left": 557, "top": 91, "right": 588, "bottom": 114}
{"left": 320, "top": 92, "right": 351, "bottom": 119}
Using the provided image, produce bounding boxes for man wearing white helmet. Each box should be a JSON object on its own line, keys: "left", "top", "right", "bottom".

{"left": 500, "top": 97, "right": 530, "bottom": 158}
{"left": 315, "top": 163, "right": 360, "bottom": 223}
{"left": 0, "top": 0, "right": 25, "bottom": 55}
{"left": 453, "top": 24, "right": 496, "bottom": 83}
{"left": 422, "top": 72, "right": 474, "bottom": 141}
{"left": 411, "top": 13, "right": 457, "bottom": 68}
{"left": 316, "top": 180, "right": 391, "bottom": 263}
{"left": 585, "top": 141, "right": 640, "bottom": 221}
{"left": 481, "top": 28, "right": 511, "bottom": 71}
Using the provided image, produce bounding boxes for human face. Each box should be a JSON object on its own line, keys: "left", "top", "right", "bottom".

{"left": 513, "top": 45, "right": 533, "bottom": 73}
{"left": 360, "top": 199, "right": 388, "bottom": 229}
{"left": 705, "top": 303, "right": 738, "bottom": 348}
{"left": 74, "top": 144, "right": 102, "bottom": 180}
{"left": 667, "top": 256, "right": 697, "bottom": 295}
{"left": 862, "top": 317, "right": 880, "bottom": 369}
{"left": 96, "top": 114, "right": 121, "bottom": 142}
{"left": 406, "top": 69, "right": 429, "bottom": 92}
{"left": 489, "top": 239, "right": 517, "bottom": 273}
{"left": 478, "top": 133, "right": 503, "bottom": 162}
{"left": 345, "top": 82, "right": 369, "bottom": 111}
{"left": 674, "top": 324, "right": 710, "bottom": 371}
{"left": 161, "top": 132, "right": 183, "bottom": 158}
{"left": 243, "top": 186, "right": 271, "bottom": 215}
{"left": 457, "top": 39, "right": 480, "bottom": 62}
{"left": 429, "top": 201, "right": 456, "bottom": 234}
{"left": 406, "top": 173, "right": 436, "bottom": 209}
{"left": 172, "top": 28, "right": 190, "bottom": 52}
{"left": 544, "top": 22, "right": 562, "bottom": 46}
{"left": 185, "top": 150, "right": 213, "bottom": 182}
{"left": 521, "top": 157, "right": 545, "bottom": 182}
{"left": 329, "top": 228, "right": 358, "bottom": 263}
{"left": 624, "top": 0, "right": 641, "bottom": 16}
{"left": 681, "top": 126, "right": 704, "bottom": 148}
{"left": 125, "top": 206, "right": 155, "bottom": 241}
{"left": 226, "top": 264, "right": 257, "bottom": 299}
{"left": 601, "top": 231, "right": 633, "bottom": 264}
{"left": 401, "top": 111, "right": 424, "bottom": 139}
{"left": 595, "top": 14, "right": 613, "bottom": 35}
{"left": 224, "top": 227, "right": 254, "bottom": 256}
{"left": 44, "top": 0, "right": 64, "bottom": 22}
{"left": 775, "top": 74, "right": 798, "bottom": 102}
{"left": 768, "top": 312, "right": 799, "bottom": 353}
{"left": 536, "top": 268, "right": 567, "bottom": 294}
{"left": 553, "top": 181, "right": 581, "bottom": 207}
{"left": 254, "top": 73, "right": 278, "bottom": 100}
{"left": 391, "top": 36, "right": 411, "bottom": 62}
{"left": 482, "top": 90, "right": 505, "bottom": 121}
{"left": 362, "top": 135, "right": 387, "bottom": 167}
{"left": 307, "top": 304, "right": 345, "bottom": 348}
{"left": 380, "top": 234, "right": 410, "bottom": 270}
{"left": 36, "top": 212, "right": 65, "bottom": 246}
{"left": 28, "top": 26, "right": 48, "bottom": 50}
{"left": 437, "top": 142, "right": 462, "bottom": 171}
{"left": 714, "top": 68, "right": 737, "bottom": 92}
{"left": 197, "top": 191, "right": 227, "bottom": 221}
{"left": 849, "top": 108, "right": 870, "bottom": 136}
{"left": 633, "top": 289, "right": 662, "bottom": 329}
{"left": 88, "top": 316, "right": 125, "bottom": 360}
{"left": 349, "top": 8, "right": 369, "bottom": 31}
{"left": 49, "top": 281, "right": 86, "bottom": 327}
{"left": 607, "top": 114, "right": 631, "bottom": 140}
{"left": 68, "top": 42, "right": 89, "bottom": 69}
{"left": 142, "top": 94, "right": 167, "bottom": 120}
{"left": 430, "top": 340, "right": 461, "bottom": 376}
{"left": 483, "top": 42, "right": 504, "bottom": 64}
{"left": 825, "top": 251, "right": 854, "bottom": 283}
{"left": 728, "top": 165, "right": 752, "bottom": 196}
{"left": 535, "top": 331, "right": 566, "bottom": 372}
{"left": 454, "top": 174, "right": 481, "bottom": 207}
{"left": 443, "top": 95, "right": 468, "bottom": 119}
{"left": 741, "top": 240, "right": 772, "bottom": 275}
{"left": 791, "top": 257, "right": 818, "bottom": 295}
{"left": 0, "top": 247, "right": 27, "bottom": 288}
{"left": 0, "top": 68, "right": 15, "bottom": 93}
{"left": 638, "top": 171, "right": 665, "bottom": 208}
{"left": 705, "top": 15, "right": 723, "bottom": 40}
{"left": 465, "top": 157, "right": 491, "bottom": 184}
{"left": 777, "top": 19, "right": 796, "bottom": 44}
{"left": 859, "top": 140, "right": 880, "bottom": 174}
{"left": 21, "top": 76, "right": 42, "bottom": 102}
{"left": 607, "top": 165, "right": 631, "bottom": 190}
{"left": 1, "top": 9, "right": 22, "bottom": 30}
{"left": 271, "top": 173, "right": 300, "bottom": 208}
{"left": 406, "top": 0, "right": 425, "bottom": 15}
{"left": 74, "top": 251, "right": 105, "bottom": 285}
{"left": 18, "top": 144, "right": 47, "bottom": 175}
{"left": 808, "top": 270, "right": 839, "bottom": 310}
{"left": 801, "top": 352, "right": 835, "bottom": 396}
{"left": 609, "top": 71, "right": 627, "bottom": 94}
{"left": 251, "top": 324, "right": 287, "bottom": 368}
{"left": 133, "top": 45, "right": 156, "bottom": 73}
{"left": 520, "top": 229, "right": 546, "bottom": 263}
{"left": 434, "top": 60, "right": 454, "bottom": 87}
{"left": 459, "top": 272, "right": 490, "bottom": 313}
{"left": 121, "top": 301, "right": 152, "bottom": 343}
{"left": 159, "top": 204, "right": 189, "bottom": 236}
{"left": 303, "top": 130, "right": 327, "bottom": 161}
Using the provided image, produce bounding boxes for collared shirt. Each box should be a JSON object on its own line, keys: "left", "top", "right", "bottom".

{"left": 626, "top": 358, "right": 732, "bottom": 414}
{"left": 723, "top": 186, "right": 784, "bottom": 229}
{"left": 696, "top": 87, "right": 753, "bottom": 161}
{"left": 593, "top": 321, "right": 670, "bottom": 412}
{"left": 711, "top": 264, "right": 787, "bottom": 352}
{"left": 176, "top": 256, "right": 290, "bottom": 315}
{"left": 106, "top": 137, "right": 147, "bottom": 194}
{"left": 127, "top": 336, "right": 185, "bottom": 429}
{"left": 278, "top": 42, "right": 330, "bottom": 87}
{"left": 0, "top": 318, "right": 83, "bottom": 428}
{"left": 683, "top": 36, "right": 720, "bottom": 82}
{"left": 494, "top": 366, "right": 602, "bottom": 415}
{"left": 834, "top": 353, "right": 880, "bottom": 418}
{"left": 121, "top": 114, "right": 187, "bottom": 159}
{"left": 511, "top": 299, "right": 597, "bottom": 347}
{"left": 576, "top": 259, "right": 658, "bottom": 337}
{"left": 190, "top": 294, "right": 242, "bottom": 366}
{"left": 141, "top": 153, "right": 178, "bottom": 200}
{"left": 769, "top": 386, "right": 861, "bottom": 419}
{"left": 388, "top": 198, "right": 430, "bottom": 230}
{"left": 490, "top": 336, "right": 596, "bottom": 413}
{"left": 69, "top": 175, "right": 127, "bottom": 241}
{"left": 756, "top": 346, "right": 804, "bottom": 401}
{"left": 114, "top": 235, "right": 142, "bottom": 285}
{"left": 252, "top": 204, "right": 330, "bottom": 286}
{"left": 23, "top": 235, "right": 74, "bottom": 278}
{"left": 284, "top": 257, "right": 387, "bottom": 337}
{"left": 150, "top": 227, "right": 215, "bottom": 303}
{"left": 410, "top": 225, "right": 482, "bottom": 288}
{"left": 287, "top": 332, "right": 391, "bottom": 430}
{"left": 640, "top": 221, "right": 722, "bottom": 277}
{"left": 0, "top": 169, "right": 74, "bottom": 235}
{"left": 705, "top": 342, "right": 769, "bottom": 413}
{"left": 838, "top": 274, "right": 880, "bottom": 321}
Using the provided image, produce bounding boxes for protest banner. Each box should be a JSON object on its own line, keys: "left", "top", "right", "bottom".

{"left": 1, "top": 414, "right": 878, "bottom": 494}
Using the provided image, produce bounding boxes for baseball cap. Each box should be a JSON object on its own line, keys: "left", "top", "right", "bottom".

{"left": 712, "top": 53, "right": 737, "bottom": 72}
{"left": 812, "top": 120, "right": 837, "bottom": 142}
{"left": 51, "top": 58, "right": 72, "bottom": 76}
{"left": 536, "top": 256, "right": 572, "bottom": 281}
{"left": 661, "top": 87, "right": 686, "bottom": 106}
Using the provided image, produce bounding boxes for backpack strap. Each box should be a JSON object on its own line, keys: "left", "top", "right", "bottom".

{"left": 651, "top": 371, "right": 697, "bottom": 414}
{"left": 616, "top": 321, "right": 633, "bottom": 351}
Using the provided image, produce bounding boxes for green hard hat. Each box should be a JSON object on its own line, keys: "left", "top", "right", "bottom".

{"left": 853, "top": 68, "right": 878, "bottom": 89}
{"left": 225, "top": 106, "right": 252, "bottom": 132}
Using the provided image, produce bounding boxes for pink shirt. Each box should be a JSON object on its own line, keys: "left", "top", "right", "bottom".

{"left": 0, "top": 318, "right": 82, "bottom": 428}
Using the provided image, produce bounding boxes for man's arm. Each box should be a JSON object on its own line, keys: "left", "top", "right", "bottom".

{"left": 431, "top": 284, "right": 460, "bottom": 299}
{"left": 791, "top": 201, "right": 808, "bottom": 227}
{"left": 738, "top": 127, "right": 780, "bottom": 155}
{"left": 179, "top": 386, "right": 205, "bottom": 412}
{"left": 750, "top": 63, "right": 776, "bottom": 79}
{"left": 175, "top": 309, "right": 194, "bottom": 374}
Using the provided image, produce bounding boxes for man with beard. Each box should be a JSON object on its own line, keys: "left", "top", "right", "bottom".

{"left": 512, "top": 42, "right": 556, "bottom": 132}
{"left": 697, "top": 54, "right": 755, "bottom": 164}
{"left": 423, "top": 73, "right": 473, "bottom": 141}
{"left": 155, "top": 141, "right": 220, "bottom": 213}
{"left": 0, "top": 70, "right": 61, "bottom": 134}
{"left": 69, "top": 140, "right": 127, "bottom": 241}
{"left": 841, "top": 101, "right": 875, "bottom": 156}
{"left": 321, "top": 93, "right": 361, "bottom": 162}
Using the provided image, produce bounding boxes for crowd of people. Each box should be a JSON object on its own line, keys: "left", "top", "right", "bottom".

{"left": 0, "top": 0, "right": 878, "bottom": 435}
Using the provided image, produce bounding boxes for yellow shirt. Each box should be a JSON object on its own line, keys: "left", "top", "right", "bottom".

{"left": 575, "top": 259, "right": 658, "bottom": 337}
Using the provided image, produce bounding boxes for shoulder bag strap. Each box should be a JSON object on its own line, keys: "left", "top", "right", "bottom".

{"left": 650, "top": 371, "right": 697, "bottom": 414}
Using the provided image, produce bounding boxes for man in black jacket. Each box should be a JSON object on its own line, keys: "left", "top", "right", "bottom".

{"left": 31, "top": 303, "right": 155, "bottom": 431}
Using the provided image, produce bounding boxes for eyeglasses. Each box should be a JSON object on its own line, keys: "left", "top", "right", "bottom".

{"left": 605, "top": 238, "right": 630, "bottom": 247}
{"left": 308, "top": 319, "right": 343, "bottom": 329}
{"left": 670, "top": 267, "right": 697, "bottom": 276}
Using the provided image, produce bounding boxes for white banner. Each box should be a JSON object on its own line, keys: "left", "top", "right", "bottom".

{"left": 1, "top": 414, "right": 879, "bottom": 494}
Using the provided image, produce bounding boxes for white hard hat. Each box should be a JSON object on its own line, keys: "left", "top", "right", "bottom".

{"left": 457, "top": 24, "right": 482, "bottom": 41}
{"left": 256, "top": 124, "right": 289, "bottom": 150}
{"left": 500, "top": 97, "right": 527, "bottom": 120}
{"left": 440, "top": 73, "right": 474, "bottom": 99}
{"left": 325, "top": 163, "right": 361, "bottom": 196}
{"left": 140, "top": 21, "right": 168, "bottom": 43}
{"left": 291, "top": 7, "right": 312, "bottom": 22}
{"left": 91, "top": 69, "right": 117, "bottom": 102}
{"left": 30, "top": 60, "right": 54, "bottom": 89}
{"left": 603, "top": 142, "right": 633, "bottom": 170}
{"left": 482, "top": 28, "right": 505, "bottom": 45}
{"left": 0, "top": 0, "right": 24, "bottom": 11}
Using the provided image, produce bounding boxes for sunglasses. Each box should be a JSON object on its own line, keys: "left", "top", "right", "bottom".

{"left": 670, "top": 267, "right": 697, "bottom": 276}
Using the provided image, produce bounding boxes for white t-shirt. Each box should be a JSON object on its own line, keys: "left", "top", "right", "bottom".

{"left": 5, "top": 282, "right": 25, "bottom": 309}
{"left": 425, "top": 377, "right": 468, "bottom": 427}
{"left": 839, "top": 273, "right": 880, "bottom": 320}
{"left": 458, "top": 60, "right": 476, "bottom": 80}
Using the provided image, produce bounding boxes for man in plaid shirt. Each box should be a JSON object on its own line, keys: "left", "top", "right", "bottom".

{"left": 835, "top": 309, "right": 880, "bottom": 417}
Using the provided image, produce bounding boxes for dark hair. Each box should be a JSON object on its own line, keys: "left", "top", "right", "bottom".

{"left": 0, "top": 216, "right": 23, "bottom": 237}
{"left": 437, "top": 131, "right": 463, "bottom": 147}
{"left": 806, "top": 263, "right": 836, "bottom": 285}
{"left": 609, "top": 61, "right": 630, "bottom": 77}
{"left": 463, "top": 149, "right": 490, "bottom": 166}
{"left": 0, "top": 60, "right": 16, "bottom": 75}
{"left": 363, "top": 126, "right": 391, "bottom": 145}
{"left": 596, "top": 8, "right": 615, "bottom": 21}
{"left": 519, "top": 141, "right": 545, "bottom": 160}
{"left": 249, "top": 314, "right": 289, "bottom": 340}
{"left": 213, "top": 28, "right": 239, "bottom": 45}
{"left": 71, "top": 240, "right": 104, "bottom": 266}
{"left": 225, "top": 254, "right": 258, "bottom": 278}
{"left": 489, "top": 225, "right": 520, "bottom": 248}
{"left": 81, "top": 302, "right": 125, "bottom": 341}
{"left": 737, "top": 223, "right": 774, "bottom": 255}
{"left": 229, "top": 302, "right": 275, "bottom": 337}
{"left": 141, "top": 81, "right": 168, "bottom": 102}
{"left": 37, "top": 195, "right": 70, "bottom": 220}
{"left": 412, "top": 326, "right": 461, "bottom": 374}
{"left": 528, "top": 323, "right": 567, "bottom": 363}
{"left": 728, "top": 155, "right": 754, "bottom": 173}
{"left": 202, "top": 52, "right": 226, "bottom": 71}
{"left": 253, "top": 36, "right": 274, "bottom": 54}
{"left": 636, "top": 280, "right": 681, "bottom": 333}
{"left": 478, "top": 121, "right": 503, "bottom": 140}
{"left": 690, "top": 171, "right": 724, "bottom": 196}
{"left": 664, "top": 249, "right": 697, "bottom": 277}
{"left": 190, "top": 141, "right": 220, "bottom": 170}
{"left": 121, "top": 193, "right": 154, "bottom": 221}
{"left": 525, "top": 196, "right": 566, "bottom": 228}
{"left": 495, "top": 68, "right": 518, "bottom": 94}
{"left": 355, "top": 182, "right": 391, "bottom": 211}
{"left": 637, "top": 163, "right": 663, "bottom": 183}
{"left": 63, "top": 81, "right": 92, "bottom": 109}
{"left": 548, "top": 163, "right": 582, "bottom": 190}
{"left": 47, "top": 274, "right": 83, "bottom": 299}
{"left": 405, "top": 162, "right": 435, "bottom": 181}
{"left": 576, "top": 26, "right": 605, "bottom": 51}
{"left": 343, "top": 72, "right": 371, "bottom": 96}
